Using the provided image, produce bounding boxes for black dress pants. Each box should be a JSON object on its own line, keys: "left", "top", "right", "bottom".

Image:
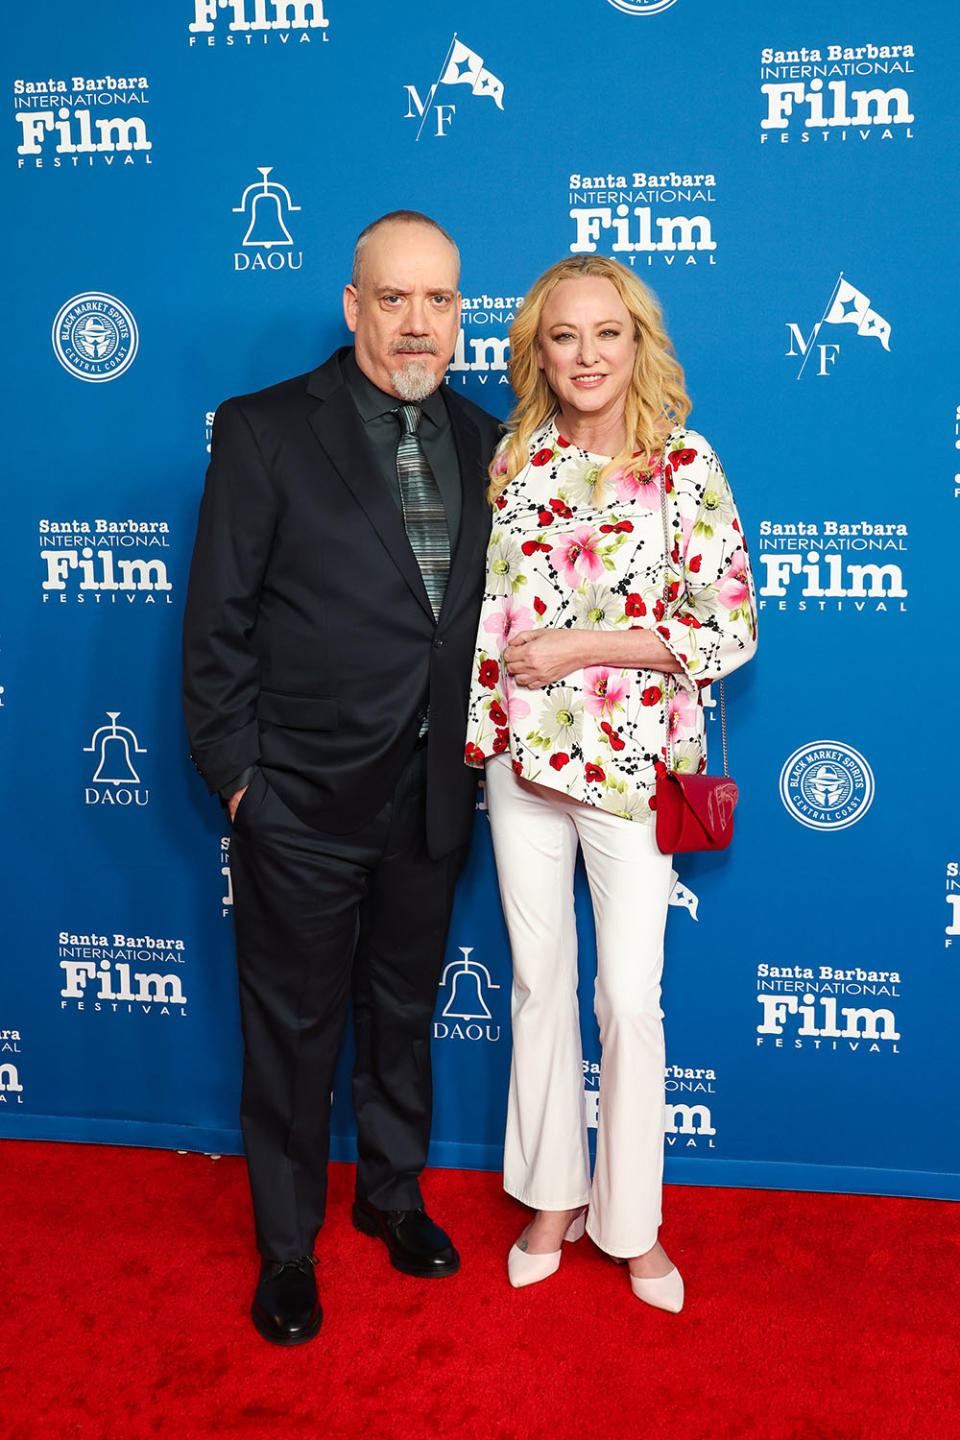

{"left": 228, "top": 745, "right": 466, "bottom": 1262}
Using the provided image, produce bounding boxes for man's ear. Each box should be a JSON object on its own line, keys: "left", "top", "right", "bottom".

{"left": 343, "top": 284, "right": 359, "bottom": 334}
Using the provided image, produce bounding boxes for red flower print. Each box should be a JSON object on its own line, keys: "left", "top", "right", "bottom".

{"left": 556, "top": 432, "right": 570, "bottom": 448}
{"left": 641, "top": 686, "right": 662, "bottom": 707}
{"left": 489, "top": 701, "right": 507, "bottom": 726}
{"left": 549, "top": 752, "right": 570, "bottom": 770}
{"left": 532, "top": 448, "right": 553, "bottom": 467}
{"left": 666, "top": 580, "right": 680, "bottom": 602}
{"left": 493, "top": 728, "right": 510, "bottom": 754}
{"left": 538, "top": 509, "right": 554, "bottom": 526}
{"left": 512, "top": 759, "right": 523, "bottom": 776}
{"left": 533, "top": 597, "right": 547, "bottom": 616}
{"left": 478, "top": 659, "right": 499, "bottom": 689}
{"left": 600, "top": 722, "right": 626, "bottom": 753}
{"left": 688, "top": 554, "right": 702, "bottom": 573}
{"left": 585, "top": 763, "right": 605, "bottom": 783}
{"left": 465, "top": 742, "right": 485, "bottom": 765}
{"left": 656, "top": 626, "right": 670, "bottom": 639}
{"left": 600, "top": 520, "right": 634, "bottom": 535}
{"left": 494, "top": 494, "right": 508, "bottom": 510}
{"left": 654, "top": 759, "right": 668, "bottom": 778}
{"left": 653, "top": 600, "right": 666, "bottom": 621}
{"left": 625, "top": 593, "right": 646, "bottom": 618}
{"left": 521, "top": 539, "right": 553, "bottom": 556}
{"left": 648, "top": 795, "right": 658, "bottom": 811}
{"left": 550, "top": 498, "right": 573, "bottom": 518}
{"left": 671, "top": 448, "right": 696, "bottom": 466}
{"left": 675, "top": 613, "right": 702, "bottom": 628}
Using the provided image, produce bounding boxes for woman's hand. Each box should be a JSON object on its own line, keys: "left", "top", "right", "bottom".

{"left": 503, "top": 629, "right": 588, "bottom": 689}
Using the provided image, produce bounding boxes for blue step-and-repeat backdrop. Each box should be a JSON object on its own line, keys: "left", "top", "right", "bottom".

{"left": 4, "top": 0, "right": 959, "bottom": 1200}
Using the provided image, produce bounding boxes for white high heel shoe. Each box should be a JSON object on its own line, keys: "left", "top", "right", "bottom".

{"left": 629, "top": 1265, "right": 684, "bottom": 1313}
{"left": 507, "top": 1211, "right": 587, "bottom": 1289}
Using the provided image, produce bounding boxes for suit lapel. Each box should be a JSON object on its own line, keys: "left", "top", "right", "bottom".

{"left": 305, "top": 359, "right": 435, "bottom": 620}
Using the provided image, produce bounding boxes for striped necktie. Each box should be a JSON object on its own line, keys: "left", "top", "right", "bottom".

{"left": 393, "top": 403, "right": 450, "bottom": 621}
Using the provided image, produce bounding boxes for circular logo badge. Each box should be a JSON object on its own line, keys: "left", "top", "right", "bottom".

{"left": 605, "top": 0, "right": 679, "bottom": 13}
{"left": 779, "top": 741, "right": 875, "bottom": 831}
{"left": 52, "top": 293, "right": 139, "bottom": 383}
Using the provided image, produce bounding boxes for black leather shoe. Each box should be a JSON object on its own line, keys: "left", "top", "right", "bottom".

{"left": 251, "top": 1256, "right": 322, "bottom": 1346}
{"left": 352, "top": 1198, "right": 460, "bottom": 1278}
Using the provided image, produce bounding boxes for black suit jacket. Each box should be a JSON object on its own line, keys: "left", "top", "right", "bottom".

{"left": 182, "top": 348, "right": 500, "bottom": 857}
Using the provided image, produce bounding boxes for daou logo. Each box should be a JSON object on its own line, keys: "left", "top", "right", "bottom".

{"left": 233, "top": 168, "right": 302, "bottom": 272}
{"left": 52, "top": 294, "right": 138, "bottom": 383}
{"left": 404, "top": 33, "right": 504, "bottom": 140}
{"left": 84, "top": 712, "right": 148, "bottom": 807}
{"left": 434, "top": 947, "right": 501, "bottom": 1042}
{"left": 0, "top": 1029, "right": 23, "bottom": 1105}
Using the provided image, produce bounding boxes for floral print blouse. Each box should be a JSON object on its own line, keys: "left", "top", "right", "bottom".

{"left": 465, "top": 419, "right": 758, "bottom": 822}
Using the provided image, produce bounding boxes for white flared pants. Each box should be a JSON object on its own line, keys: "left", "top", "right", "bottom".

{"left": 485, "top": 755, "right": 674, "bottom": 1257}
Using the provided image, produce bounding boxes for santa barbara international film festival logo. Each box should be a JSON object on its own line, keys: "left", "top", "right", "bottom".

{"left": 443, "top": 287, "right": 525, "bottom": 393}
{"left": 0, "top": 1026, "right": 24, "bottom": 1106}
{"left": 567, "top": 165, "right": 717, "bottom": 269}
{"left": 220, "top": 834, "right": 234, "bottom": 919}
{"left": 434, "top": 947, "right": 502, "bottom": 1043}
{"left": 189, "top": 0, "right": 330, "bottom": 47}
{"left": 404, "top": 34, "right": 504, "bottom": 140}
{"left": 584, "top": 1064, "right": 716, "bottom": 1148}
{"left": 15, "top": 74, "right": 152, "bottom": 170}
{"left": 786, "top": 274, "right": 890, "bottom": 379}
{"left": 757, "top": 517, "right": 908, "bottom": 617}
{"left": 779, "top": 741, "right": 874, "bottom": 832}
{"left": 40, "top": 516, "right": 173, "bottom": 606}
{"left": 233, "top": 168, "right": 302, "bottom": 272}
{"left": 58, "top": 930, "right": 188, "bottom": 1017}
{"left": 52, "top": 294, "right": 139, "bottom": 383}
{"left": 759, "top": 38, "right": 915, "bottom": 145}
{"left": 83, "top": 712, "right": 149, "bottom": 808}
{"left": 755, "top": 962, "right": 900, "bottom": 1055}
{"left": 946, "top": 861, "right": 960, "bottom": 951}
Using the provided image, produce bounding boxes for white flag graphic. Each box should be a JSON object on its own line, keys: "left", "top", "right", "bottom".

{"left": 825, "top": 279, "right": 891, "bottom": 351}
{"left": 440, "top": 38, "right": 504, "bottom": 109}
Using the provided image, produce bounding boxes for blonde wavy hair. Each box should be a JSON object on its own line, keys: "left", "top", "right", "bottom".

{"left": 488, "top": 256, "right": 690, "bottom": 503}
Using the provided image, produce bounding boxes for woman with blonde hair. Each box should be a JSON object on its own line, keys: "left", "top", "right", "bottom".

{"left": 465, "top": 255, "right": 757, "bottom": 1311}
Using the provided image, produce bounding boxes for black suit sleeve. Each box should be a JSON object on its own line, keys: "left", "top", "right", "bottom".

{"left": 182, "top": 399, "right": 277, "bottom": 795}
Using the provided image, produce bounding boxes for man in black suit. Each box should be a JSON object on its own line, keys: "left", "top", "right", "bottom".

{"left": 182, "top": 211, "right": 500, "bottom": 1345}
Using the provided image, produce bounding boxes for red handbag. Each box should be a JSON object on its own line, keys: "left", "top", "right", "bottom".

{"left": 653, "top": 445, "right": 739, "bottom": 855}
{"left": 655, "top": 768, "right": 738, "bottom": 853}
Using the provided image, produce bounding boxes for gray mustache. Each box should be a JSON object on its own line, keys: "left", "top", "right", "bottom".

{"left": 391, "top": 338, "right": 439, "bottom": 355}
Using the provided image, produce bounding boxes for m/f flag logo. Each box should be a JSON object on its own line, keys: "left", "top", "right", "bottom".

{"left": 786, "top": 272, "right": 891, "bottom": 378}
{"left": 405, "top": 33, "right": 505, "bottom": 139}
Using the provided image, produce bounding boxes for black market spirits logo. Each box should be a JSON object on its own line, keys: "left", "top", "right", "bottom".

{"left": 760, "top": 41, "right": 915, "bottom": 144}
{"left": 59, "top": 933, "right": 188, "bottom": 1016}
{"left": 83, "top": 712, "right": 149, "bottom": 807}
{"left": 189, "top": 0, "right": 330, "bottom": 46}
{"left": 15, "top": 76, "right": 151, "bottom": 169}
{"left": 568, "top": 169, "right": 717, "bottom": 267}
{"left": 52, "top": 295, "right": 138, "bottom": 383}
{"left": 40, "top": 518, "right": 172, "bottom": 604}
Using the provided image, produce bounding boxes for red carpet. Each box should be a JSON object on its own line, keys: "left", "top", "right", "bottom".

{"left": 1, "top": 1140, "right": 956, "bottom": 1440}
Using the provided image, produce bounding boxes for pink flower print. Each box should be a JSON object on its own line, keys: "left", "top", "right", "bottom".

{"left": 553, "top": 525, "right": 605, "bottom": 588}
{"left": 613, "top": 461, "right": 660, "bottom": 510}
{"left": 716, "top": 550, "right": 750, "bottom": 610}
{"left": 482, "top": 597, "right": 535, "bottom": 651}
{"left": 583, "top": 667, "right": 631, "bottom": 719}
{"left": 502, "top": 673, "right": 532, "bottom": 723}
{"left": 668, "top": 687, "right": 696, "bottom": 740}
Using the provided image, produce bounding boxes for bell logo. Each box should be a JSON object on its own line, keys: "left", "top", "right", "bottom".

{"left": 233, "top": 168, "right": 303, "bottom": 272}
{"left": 434, "top": 947, "right": 501, "bottom": 1042}
{"left": 83, "top": 711, "right": 149, "bottom": 807}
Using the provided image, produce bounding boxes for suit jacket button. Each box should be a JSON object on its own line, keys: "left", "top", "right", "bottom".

{"left": 433, "top": 637, "right": 444, "bottom": 649}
